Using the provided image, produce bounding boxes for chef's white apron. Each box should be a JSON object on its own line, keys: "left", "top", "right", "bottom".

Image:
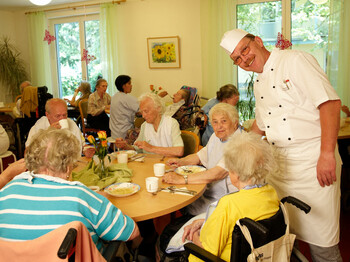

{"left": 268, "top": 139, "right": 341, "bottom": 247}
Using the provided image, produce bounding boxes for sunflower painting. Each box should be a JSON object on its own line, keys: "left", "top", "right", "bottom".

{"left": 147, "top": 36, "right": 180, "bottom": 68}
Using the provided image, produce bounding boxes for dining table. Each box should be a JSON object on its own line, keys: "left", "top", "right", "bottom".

{"left": 0, "top": 102, "right": 16, "bottom": 113}
{"left": 72, "top": 154, "right": 207, "bottom": 222}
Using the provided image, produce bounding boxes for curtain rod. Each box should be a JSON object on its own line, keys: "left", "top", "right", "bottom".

{"left": 25, "top": 0, "right": 126, "bottom": 15}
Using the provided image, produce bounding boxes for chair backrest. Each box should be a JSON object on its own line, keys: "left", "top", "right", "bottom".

{"left": 180, "top": 86, "right": 199, "bottom": 106}
{"left": 230, "top": 206, "right": 286, "bottom": 262}
{"left": 78, "top": 99, "right": 89, "bottom": 137}
{"left": 15, "top": 95, "right": 22, "bottom": 102}
{"left": 180, "top": 130, "right": 200, "bottom": 157}
{"left": 0, "top": 221, "right": 105, "bottom": 262}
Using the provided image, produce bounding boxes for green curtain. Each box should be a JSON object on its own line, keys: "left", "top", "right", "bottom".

{"left": 100, "top": 3, "right": 121, "bottom": 95}
{"left": 26, "top": 12, "right": 51, "bottom": 92}
{"left": 330, "top": 0, "right": 350, "bottom": 108}
{"left": 200, "top": 0, "right": 236, "bottom": 98}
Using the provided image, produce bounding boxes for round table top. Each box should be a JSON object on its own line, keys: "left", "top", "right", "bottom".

{"left": 73, "top": 154, "right": 206, "bottom": 222}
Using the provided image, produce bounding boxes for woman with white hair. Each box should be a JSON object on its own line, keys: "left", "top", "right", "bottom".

{"left": 183, "top": 132, "right": 280, "bottom": 262}
{"left": 163, "top": 103, "right": 241, "bottom": 215}
{"left": 0, "top": 128, "right": 139, "bottom": 250}
{"left": 115, "top": 93, "right": 184, "bottom": 157}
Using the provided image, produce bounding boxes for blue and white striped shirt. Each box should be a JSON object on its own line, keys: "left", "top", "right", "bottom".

{"left": 0, "top": 172, "right": 136, "bottom": 249}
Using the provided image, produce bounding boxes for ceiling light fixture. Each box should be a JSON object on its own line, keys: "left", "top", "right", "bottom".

{"left": 29, "top": 0, "right": 52, "bottom": 6}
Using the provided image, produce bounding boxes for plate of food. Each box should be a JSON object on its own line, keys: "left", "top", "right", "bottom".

{"left": 111, "top": 150, "right": 137, "bottom": 159}
{"left": 104, "top": 182, "right": 140, "bottom": 197}
{"left": 175, "top": 165, "right": 206, "bottom": 176}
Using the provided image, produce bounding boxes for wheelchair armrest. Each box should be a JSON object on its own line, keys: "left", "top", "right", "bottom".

{"left": 281, "top": 196, "right": 311, "bottom": 214}
{"left": 184, "top": 242, "right": 225, "bottom": 262}
{"left": 239, "top": 217, "right": 269, "bottom": 236}
{"left": 57, "top": 228, "right": 77, "bottom": 259}
{"left": 102, "top": 241, "right": 122, "bottom": 261}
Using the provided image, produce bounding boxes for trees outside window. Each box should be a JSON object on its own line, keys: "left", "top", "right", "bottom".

{"left": 235, "top": 0, "right": 332, "bottom": 121}
{"left": 50, "top": 14, "right": 101, "bottom": 99}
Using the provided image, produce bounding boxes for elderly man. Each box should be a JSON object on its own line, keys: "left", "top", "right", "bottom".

{"left": 116, "top": 93, "right": 184, "bottom": 157}
{"left": 25, "top": 98, "right": 94, "bottom": 157}
{"left": 220, "top": 29, "right": 342, "bottom": 261}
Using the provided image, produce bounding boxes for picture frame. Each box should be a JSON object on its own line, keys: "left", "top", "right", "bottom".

{"left": 147, "top": 36, "right": 181, "bottom": 69}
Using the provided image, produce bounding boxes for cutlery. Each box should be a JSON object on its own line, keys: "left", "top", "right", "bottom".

{"left": 129, "top": 154, "right": 145, "bottom": 162}
{"left": 167, "top": 186, "right": 197, "bottom": 195}
{"left": 165, "top": 168, "right": 175, "bottom": 173}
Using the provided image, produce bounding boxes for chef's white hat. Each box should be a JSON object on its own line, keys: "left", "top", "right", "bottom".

{"left": 220, "top": 29, "right": 249, "bottom": 55}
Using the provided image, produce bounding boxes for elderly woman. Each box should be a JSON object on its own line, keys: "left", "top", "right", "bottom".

{"left": 65, "top": 80, "right": 91, "bottom": 107}
{"left": 87, "top": 78, "right": 111, "bottom": 136}
{"left": 115, "top": 93, "right": 184, "bottom": 157}
{"left": 0, "top": 128, "right": 139, "bottom": 250}
{"left": 183, "top": 132, "right": 280, "bottom": 261}
{"left": 110, "top": 75, "right": 139, "bottom": 139}
{"left": 163, "top": 103, "right": 241, "bottom": 215}
{"left": 201, "top": 84, "right": 240, "bottom": 146}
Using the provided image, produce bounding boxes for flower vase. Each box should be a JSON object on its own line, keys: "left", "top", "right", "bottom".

{"left": 96, "top": 157, "right": 107, "bottom": 179}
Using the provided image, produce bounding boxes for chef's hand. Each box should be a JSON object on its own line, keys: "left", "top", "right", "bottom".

{"left": 316, "top": 151, "right": 336, "bottom": 187}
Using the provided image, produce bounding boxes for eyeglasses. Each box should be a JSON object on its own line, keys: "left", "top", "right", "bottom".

{"left": 232, "top": 39, "right": 252, "bottom": 66}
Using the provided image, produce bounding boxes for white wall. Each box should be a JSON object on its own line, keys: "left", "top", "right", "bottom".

{"left": 0, "top": 0, "right": 202, "bottom": 104}
{"left": 0, "top": 10, "right": 30, "bottom": 103}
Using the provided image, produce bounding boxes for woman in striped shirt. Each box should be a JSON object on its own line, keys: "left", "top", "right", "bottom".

{"left": 0, "top": 128, "right": 139, "bottom": 250}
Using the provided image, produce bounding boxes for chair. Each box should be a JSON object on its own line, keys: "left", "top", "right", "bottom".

{"left": 78, "top": 99, "right": 100, "bottom": 138}
{"left": 0, "top": 221, "right": 105, "bottom": 262}
{"left": 180, "top": 130, "right": 200, "bottom": 157}
{"left": 184, "top": 196, "right": 311, "bottom": 262}
{"left": 0, "top": 150, "right": 16, "bottom": 173}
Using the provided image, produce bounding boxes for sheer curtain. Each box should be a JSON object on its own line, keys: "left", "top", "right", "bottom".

{"left": 329, "top": 0, "right": 350, "bottom": 108}
{"left": 200, "top": 0, "right": 236, "bottom": 98}
{"left": 26, "top": 12, "right": 51, "bottom": 92}
{"left": 100, "top": 3, "right": 121, "bottom": 95}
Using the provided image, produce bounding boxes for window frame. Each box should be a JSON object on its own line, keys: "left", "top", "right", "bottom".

{"left": 48, "top": 13, "right": 100, "bottom": 98}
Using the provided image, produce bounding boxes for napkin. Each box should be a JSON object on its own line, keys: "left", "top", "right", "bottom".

{"left": 72, "top": 161, "right": 133, "bottom": 189}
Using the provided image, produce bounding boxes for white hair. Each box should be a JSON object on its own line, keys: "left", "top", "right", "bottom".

{"left": 209, "top": 103, "right": 239, "bottom": 126}
{"left": 224, "top": 132, "right": 277, "bottom": 184}
{"left": 139, "top": 93, "right": 165, "bottom": 114}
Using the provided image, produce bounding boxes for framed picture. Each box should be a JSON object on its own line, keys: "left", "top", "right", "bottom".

{"left": 147, "top": 36, "right": 180, "bottom": 69}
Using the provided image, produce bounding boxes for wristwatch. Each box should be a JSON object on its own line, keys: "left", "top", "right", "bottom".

{"left": 183, "top": 175, "right": 188, "bottom": 184}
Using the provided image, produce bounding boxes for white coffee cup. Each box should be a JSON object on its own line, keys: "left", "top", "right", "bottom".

{"left": 146, "top": 177, "right": 159, "bottom": 192}
{"left": 59, "top": 119, "right": 69, "bottom": 129}
{"left": 154, "top": 163, "right": 165, "bottom": 177}
{"left": 117, "top": 153, "right": 128, "bottom": 164}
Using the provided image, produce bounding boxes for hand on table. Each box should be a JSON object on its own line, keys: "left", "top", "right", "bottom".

{"left": 182, "top": 219, "right": 204, "bottom": 242}
{"left": 317, "top": 151, "right": 337, "bottom": 187}
{"left": 134, "top": 141, "right": 153, "bottom": 152}
{"left": 162, "top": 172, "right": 185, "bottom": 184}
{"left": 115, "top": 138, "right": 130, "bottom": 150}
{"left": 167, "top": 158, "right": 182, "bottom": 167}
{"left": 83, "top": 146, "right": 95, "bottom": 158}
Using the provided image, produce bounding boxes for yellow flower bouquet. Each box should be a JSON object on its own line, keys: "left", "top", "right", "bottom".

{"left": 87, "top": 131, "right": 110, "bottom": 178}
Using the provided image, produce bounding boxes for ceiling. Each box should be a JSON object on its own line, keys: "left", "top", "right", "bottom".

{"left": 0, "top": 0, "right": 90, "bottom": 10}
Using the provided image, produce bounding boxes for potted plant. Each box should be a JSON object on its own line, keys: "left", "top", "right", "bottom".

{"left": 237, "top": 72, "right": 256, "bottom": 123}
{"left": 0, "top": 36, "right": 28, "bottom": 99}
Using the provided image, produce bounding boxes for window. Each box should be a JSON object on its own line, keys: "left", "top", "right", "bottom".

{"left": 235, "top": 0, "right": 332, "bottom": 117}
{"left": 49, "top": 14, "right": 101, "bottom": 99}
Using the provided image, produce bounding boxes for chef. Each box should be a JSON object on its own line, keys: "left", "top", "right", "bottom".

{"left": 220, "top": 29, "right": 342, "bottom": 262}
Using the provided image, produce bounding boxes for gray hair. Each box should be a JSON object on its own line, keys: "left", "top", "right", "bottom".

{"left": 217, "top": 84, "right": 239, "bottom": 101}
{"left": 25, "top": 128, "right": 81, "bottom": 174}
{"left": 139, "top": 93, "right": 165, "bottom": 114}
{"left": 80, "top": 81, "right": 91, "bottom": 95}
{"left": 19, "top": 81, "right": 31, "bottom": 94}
{"left": 224, "top": 132, "right": 277, "bottom": 184}
{"left": 45, "top": 98, "right": 68, "bottom": 114}
{"left": 209, "top": 103, "right": 239, "bottom": 125}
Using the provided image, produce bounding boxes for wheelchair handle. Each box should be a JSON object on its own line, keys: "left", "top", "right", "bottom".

{"left": 281, "top": 196, "right": 311, "bottom": 214}
{"left": 240, "top": 217, "right": 269, "bottom": 235}
{"left": 57, "top": 228, "right": 77, "bottom": 259}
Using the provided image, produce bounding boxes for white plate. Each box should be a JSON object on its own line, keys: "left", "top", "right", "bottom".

{"left": 104, "top": 182, "right": 140, "bottom": 197}
{"left": 111, "top": 150, "right": 137, "bottom": 159}
{"left": 175, "top": 165, "right": 206, "bottom": 176}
